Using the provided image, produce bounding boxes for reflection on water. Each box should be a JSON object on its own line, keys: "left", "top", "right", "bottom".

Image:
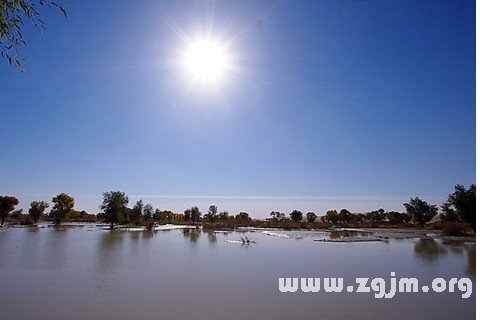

{"left": 182, "top": 228, "right": 201, "bottom": 243}
{"left": 413, "top": 237, "right": 476, "bottom": 279}
{"left": 0, "top": 228, "right": 475, "bottom": 320}
{"left": 27, "top": 226, "right": 40, "bottom": 233}
{"left": 329, "top": 230, "right": 373, "bottom": 239}
{"left": 96, "top": 231, "right": 123, "bottom": 273}
{"left": 45, "top": 226, "right": 69, "bottom": 270}
{"left": 130, "top": 230, "right": 141, "bottom": 241}
{"left": 205, "top": 230, "right": 217, "bottom": 243}
{"left": 447, "top": 245, "right": 466, "bottom": 256}
{"left": 141, "top": 230, "right": 155, "bottom": 240}
{"left": 466, "top": 246, "right": 475, "bottom": 277}
{"left": 414, "top": 238, "right": 448, "bottom": 263}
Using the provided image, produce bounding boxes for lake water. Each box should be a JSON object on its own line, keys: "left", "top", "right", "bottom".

{"left": 0, "top": 226, "right": 475, "bottom": 319}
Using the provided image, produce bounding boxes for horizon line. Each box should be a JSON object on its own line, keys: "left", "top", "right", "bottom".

{"left": 9, "top": 193, "right": 446, "bottom": 202}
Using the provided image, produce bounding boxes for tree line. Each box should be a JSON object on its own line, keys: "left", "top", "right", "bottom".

{"left": 0, "top": 191, "right": 252, "bottom": 230}
{"left": 0, "top": 184, "right": 475, "bottom": 232}
{"left": 267, "top": 184, "right": 475, "bottom": 232}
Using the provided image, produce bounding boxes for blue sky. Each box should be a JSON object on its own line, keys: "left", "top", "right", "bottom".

{"left": 0, "top": 0, "right": 475, "bottom": 217}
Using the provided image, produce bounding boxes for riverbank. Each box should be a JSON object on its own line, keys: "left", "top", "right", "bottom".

{"left": 1, "top": 222, "right": 475, "bottom": 244}
{"left": 364, "top": 228, "right": 476, "bottom": 245}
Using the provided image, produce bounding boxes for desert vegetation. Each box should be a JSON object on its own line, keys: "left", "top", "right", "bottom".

{"left": 0, "top": 184, "right": 475, "bottom": 236}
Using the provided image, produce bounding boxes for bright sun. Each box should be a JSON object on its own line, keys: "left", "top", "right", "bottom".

{"left": 182, "top": 38, "right": 230, "bottom": 83}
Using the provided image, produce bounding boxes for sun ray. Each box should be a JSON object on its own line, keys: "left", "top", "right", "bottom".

{"left": 182, "top": 37, "right": 229, "bottom": 82}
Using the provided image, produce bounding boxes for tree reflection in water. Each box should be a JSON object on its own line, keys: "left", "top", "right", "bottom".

{"left": 466, "top": 246, "right": 475, "bottom": 277}
{"left": 182, "top": 228, "right": 201, "bottom": 243}
{"left": 414, "top": 238, "right": 447, "bottom": 263}
{"left": 142, "top": 230, "right": 155, "bottom": 240}
{"left": 96, "top": 231, "right": 124, "bottom": 273}
{"left": 329, "top": 230, "right": 373, "bottom": 239}
{"left": 205, "top": 230, "right": 217, "bottom": 243}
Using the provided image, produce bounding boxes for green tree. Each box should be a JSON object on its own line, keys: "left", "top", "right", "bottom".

{"left": 204, "top": 204, "right": 218, "bottom": 223}
{"left": 352, "top": 213, "right": 366, "bottom": 224}
{"left": 365, "top": 208, "right": 386, "bottom": 223}
{"left": 143, "top": 203, "right": 153, "bottom": 221}
{"left": 269, "top": 211, "right": 285, "bottom": 221}
{"left": 236, "top": 211, "right": 250, "bottom": 221}
{"left": 50, "top": 193, "right": 74, "bottom": 225}
{"left": 131, "top": 199, "right": 144, "bottom": 225}
{"left": 143, "top": 203, "right": 154, "bottom": 229}
{"left": 386, "top": 211, "right": 409, "bottom": 224}
{"left": 189, "top": 206, "right": 201, "bottom": 223}
{"left": 0, "top": 0, "right": 66, "bottom": 70}
{"left": 325, "top": 210, "right": 339, "bottom": 224}
{"left": 100, "top": 191, "right": 129, "bottom": 230}
{"left": 163, "top": 210, "right": 174, "bottom": 223}
{"left": 154, "top": 208, "right": 164, "bottom": 221}
{"left": 338, "top": 209, "right": 353, "bottom": 223}
{"left": 217, "top": 211, "right": 229, "bottom": 221}
{"left": 0, "top": 195, "right": 19, "bottom": 225}
{"left": 183, "top": 208, "right": 191, "bottom": 222}
{"left": 403, "top": 197, "right": 438, "bottom": 228}
{"left": 446, "top": 184, "right": 476, "bottom": 231}
{"left": 290, "top": 210, "right": 303, "bottom": 222}
{"left": 68, "top": 209, "right": 93, "bottom": 221}
{"left": 28, "top": 200, "right": 49, "bottom": 224}
{"left": 306, "top": 211, "right": 317, "bottom": 223}
{"left": 438, "top": 202, "right": 459, "bottom": 223}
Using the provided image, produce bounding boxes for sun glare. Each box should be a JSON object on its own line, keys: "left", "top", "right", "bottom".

{"left": 182, "top": 38, "right": 230, "bottom": 83}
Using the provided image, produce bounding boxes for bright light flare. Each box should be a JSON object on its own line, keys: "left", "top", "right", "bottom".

{"left": 182, "top": 38, "right": 230, "bottom": 83}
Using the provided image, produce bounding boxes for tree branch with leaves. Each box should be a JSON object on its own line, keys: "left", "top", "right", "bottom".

{"left": 0, "top": 0, "right": 66, "bottom": 70}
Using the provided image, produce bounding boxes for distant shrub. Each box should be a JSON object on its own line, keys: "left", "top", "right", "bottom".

{"left": 442, "top": 223, "right": 465, "bottom": 236}
{"left": 18, "top": 215, "right": 34, "bottom": 225}
{"left": 145, "top": 219, "right": 155, "bottom": 231}
{"left": 25, "top": 216, "right": 34, "bottom": 225}
{"left": 133, "top": 215, "right": 144, "bottom": 226}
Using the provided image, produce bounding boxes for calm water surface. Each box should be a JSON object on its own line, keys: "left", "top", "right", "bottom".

{"left": 0, "top": 226, "right": 475, "bottom": 319}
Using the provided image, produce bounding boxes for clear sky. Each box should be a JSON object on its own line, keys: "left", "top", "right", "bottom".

{"left": 0, "top": 0, "right": 475, "bottom": 218}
